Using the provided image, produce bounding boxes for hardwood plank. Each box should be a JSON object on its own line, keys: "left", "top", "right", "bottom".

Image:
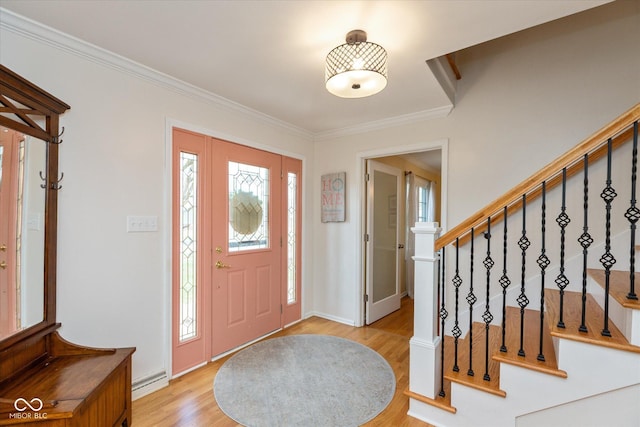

{"left": 493, "top": 307, "right": 567, "bottom": 378}
{"left": 588, "top": 269, "right": 640, "bottom": 310}
{"left": 405, "top": 384, "right": 456, "bottom": 414}
{"left": 545, "top": 289, "right": 640, "bottom": 354}
{"left": 132, "top": 297, "right": 431, "bottom": 427}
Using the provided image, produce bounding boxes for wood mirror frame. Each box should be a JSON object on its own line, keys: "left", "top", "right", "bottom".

{"left": 0, "top": 64, "right": 69, "bottom": 353}
{"left": 0, "top": 65, "right": 134, "bottom": 427}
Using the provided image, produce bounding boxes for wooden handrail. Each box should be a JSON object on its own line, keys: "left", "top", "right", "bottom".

{"left": 436, "top": 103, "right": 640, "bottom": 251}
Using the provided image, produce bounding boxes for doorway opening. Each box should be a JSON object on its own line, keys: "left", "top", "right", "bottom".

{"left": 361, "top": 143, "right": 446, "bottom": 325}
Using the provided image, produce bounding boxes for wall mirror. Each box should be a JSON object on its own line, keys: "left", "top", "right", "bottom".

{"left": 0, "top": 127, "right": 46, "bottom": 339}
{"left": 0, "top": 64, "right": 70, "bottom": 351}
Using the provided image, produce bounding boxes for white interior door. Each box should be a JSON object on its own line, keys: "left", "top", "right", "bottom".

{"left": 365, "top": 160, "right": 402, "bottom": 324}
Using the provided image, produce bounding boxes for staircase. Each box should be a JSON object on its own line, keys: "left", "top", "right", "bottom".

{"left": 406, "top": 104, "right": 640, "bottom": 427}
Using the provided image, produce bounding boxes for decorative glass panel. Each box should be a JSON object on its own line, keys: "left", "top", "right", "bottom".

{"left": 228, "top": 161, "right": 269, "bottom": 252}
{"left": 287, "top": 172, "right": 297, "bottom": 304}
{"left": 179, "top": 152, "right": 198, "bottom": 342}
{"left": 15, "top": 140, "right": 25, "bottom": 327}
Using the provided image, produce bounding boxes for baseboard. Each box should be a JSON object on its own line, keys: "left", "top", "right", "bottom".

{"left": 304, "top": 311, "right": 356, "bottom": 326}
{"left": 132, "top": 371, "right": 169, "bottom": 400}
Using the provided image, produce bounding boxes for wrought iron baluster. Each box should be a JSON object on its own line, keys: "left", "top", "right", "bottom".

{"left": 467, "top": 228, "right": 476, "bottom": 377}
{"left": 579, "top": 155, "right": 593, "bottom": 332}
{"left": 556, "top": 169, "right": 571, "bottom": 329}
{"left": 483, "top": 218, "right": 494, "bottom": 381}
{"left": 439, "top": 248, "right": 448, "bottom": 397}
{"left": 626, "top": 121, "right": 639, "bottom": 300}
{"left": 517, "top": 194, "right": 531, "bottom": 357}
{"left": 500, "top": 206, "right": 511, "bottom": 353}
{"left": 452, "top": 238, "right": 462, "bottom": 372}
{"left": 537, "top": 182, "right": 550, "bottom": 361}
{"left": 600, "top": 138, "right": 617, "bottom": 337}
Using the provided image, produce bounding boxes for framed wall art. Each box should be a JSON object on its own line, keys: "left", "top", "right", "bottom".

{"left": 321, "top": 172, "right": 346, "bottom": 222}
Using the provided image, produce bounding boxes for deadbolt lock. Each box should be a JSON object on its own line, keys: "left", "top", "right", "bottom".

{"left": 215, "top": 247, "right": 223, "bottom": 254}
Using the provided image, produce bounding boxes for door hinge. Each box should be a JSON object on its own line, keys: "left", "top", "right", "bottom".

{"left": 280, "top": 236, "right": 283, "bottom": 247}
{"left": 280, "top": 304, "right": 283, "bottom": 314}
{"left": 364, "top": 233, "right": 369, "bottom": 242}
{"left": 364, "top": 294, "right": 369, "bottom": 303}
{"left": 365, "top": 173, "right": 370, "bottom": 182}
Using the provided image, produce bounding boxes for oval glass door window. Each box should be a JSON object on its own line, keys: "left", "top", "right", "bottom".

{"left": 230, "top": 191, "right": 263, "bottom": 234}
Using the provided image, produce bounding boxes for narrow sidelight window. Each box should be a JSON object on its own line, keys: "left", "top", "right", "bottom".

{"left": 179, "top": 152, "right": 198, "bottom": 342}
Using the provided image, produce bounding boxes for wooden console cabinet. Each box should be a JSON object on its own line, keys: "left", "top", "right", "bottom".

{"left": 0, "top": 328, "right": 134, "bottom": 426}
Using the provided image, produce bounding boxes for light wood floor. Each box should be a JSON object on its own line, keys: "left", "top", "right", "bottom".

{"left": 132, "top": 297, "right": 431, "bottom": 426}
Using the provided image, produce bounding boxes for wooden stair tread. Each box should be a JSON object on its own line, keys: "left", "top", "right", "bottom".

{"left": 545, "top": 289, "right": 640, "bottom": 353}
{"left": 443, "top": 324, "right": 506, "bottom": 397}
{"left": 492, "top": 307, "right": 567, "bottom": 378}
{"left": 405, "top": 380, "right": 456, "bottom": 414}
{"left": 587, "top": 269, "right": 640, "bottom": 310}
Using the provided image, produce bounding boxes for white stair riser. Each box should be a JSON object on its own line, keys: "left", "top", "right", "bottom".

{"left": 589, "top": 277, "right": 640, "bottom": 346}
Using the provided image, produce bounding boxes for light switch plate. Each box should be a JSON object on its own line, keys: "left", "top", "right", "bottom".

{"left": 127, "top": 215, "right": 158, "bottom": 232}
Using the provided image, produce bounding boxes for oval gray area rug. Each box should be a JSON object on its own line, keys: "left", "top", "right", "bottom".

{"left": 213, "top": 334, "right": 396, "bottom": 427}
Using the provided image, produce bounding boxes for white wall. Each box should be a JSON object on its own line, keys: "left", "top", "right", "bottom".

{"left": 0, "top": 16, "right": 315, "bottom": 386}
{"left": 1, "top": 0, "right": 638, "bottom": 393}
{"left": 311, "top": 0, "right": 640, "bottom": 324}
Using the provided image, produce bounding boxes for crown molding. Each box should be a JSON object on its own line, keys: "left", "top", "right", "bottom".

{"left": 313, "top": 105, "right": 453, "bottom": 142}
{"left": 0, "top": 8, "right": 313, "bottom": 141}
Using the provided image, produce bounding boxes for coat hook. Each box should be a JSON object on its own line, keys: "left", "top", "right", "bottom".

{"left": 51, "top": 127, "right": 65, "bottom": 145}
{"left": 39, "top": 171, "right": 47, "bottom": 189}
{"left": 51, "top": 172, "right": 64, "bottom": 190}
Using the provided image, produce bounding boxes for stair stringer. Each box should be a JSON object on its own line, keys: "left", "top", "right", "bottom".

{"left": 515, "top": 383, "right": 640, "bottom": 427}
{"left": 408, "top": 335, "right": 640, "bottom": 427}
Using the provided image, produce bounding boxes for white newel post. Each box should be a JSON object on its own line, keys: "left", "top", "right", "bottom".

{"left": 410, "top": 221, "right": 442, "bottom": 399}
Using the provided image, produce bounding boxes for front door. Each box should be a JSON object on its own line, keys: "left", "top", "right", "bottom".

{"left": 172, "top": 128, "right": 302, "bottom": 375}
{"left": 365, "top": 160, "right": 402, "bottom": 324}
{"left": 210, "top": 140, "right": 282, "bottom": 356}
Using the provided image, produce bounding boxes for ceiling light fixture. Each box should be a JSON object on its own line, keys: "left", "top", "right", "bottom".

{"left": 325, "top": 30, "right": 387, "bottom": 98}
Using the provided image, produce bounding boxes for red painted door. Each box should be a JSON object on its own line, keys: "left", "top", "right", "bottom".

{"left": 172, "top": 128, "right": 301, "bottom": 375}
{"left": 210, "top": 139, "right": 282, "bottom": 356}
{"left": 0, "top": 128, "right": 20, "bottom": 338}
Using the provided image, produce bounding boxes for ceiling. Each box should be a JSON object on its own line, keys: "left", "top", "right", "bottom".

{"left": 0, "top": 1, "right": 609, "bottom": 136}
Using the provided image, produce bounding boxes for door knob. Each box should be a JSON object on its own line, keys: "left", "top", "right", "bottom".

{"left": 0, "top": 261, "right": 6, "bottom": 270}
{"left": 215, "top": 260, "right": 231, "bottom": 269}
